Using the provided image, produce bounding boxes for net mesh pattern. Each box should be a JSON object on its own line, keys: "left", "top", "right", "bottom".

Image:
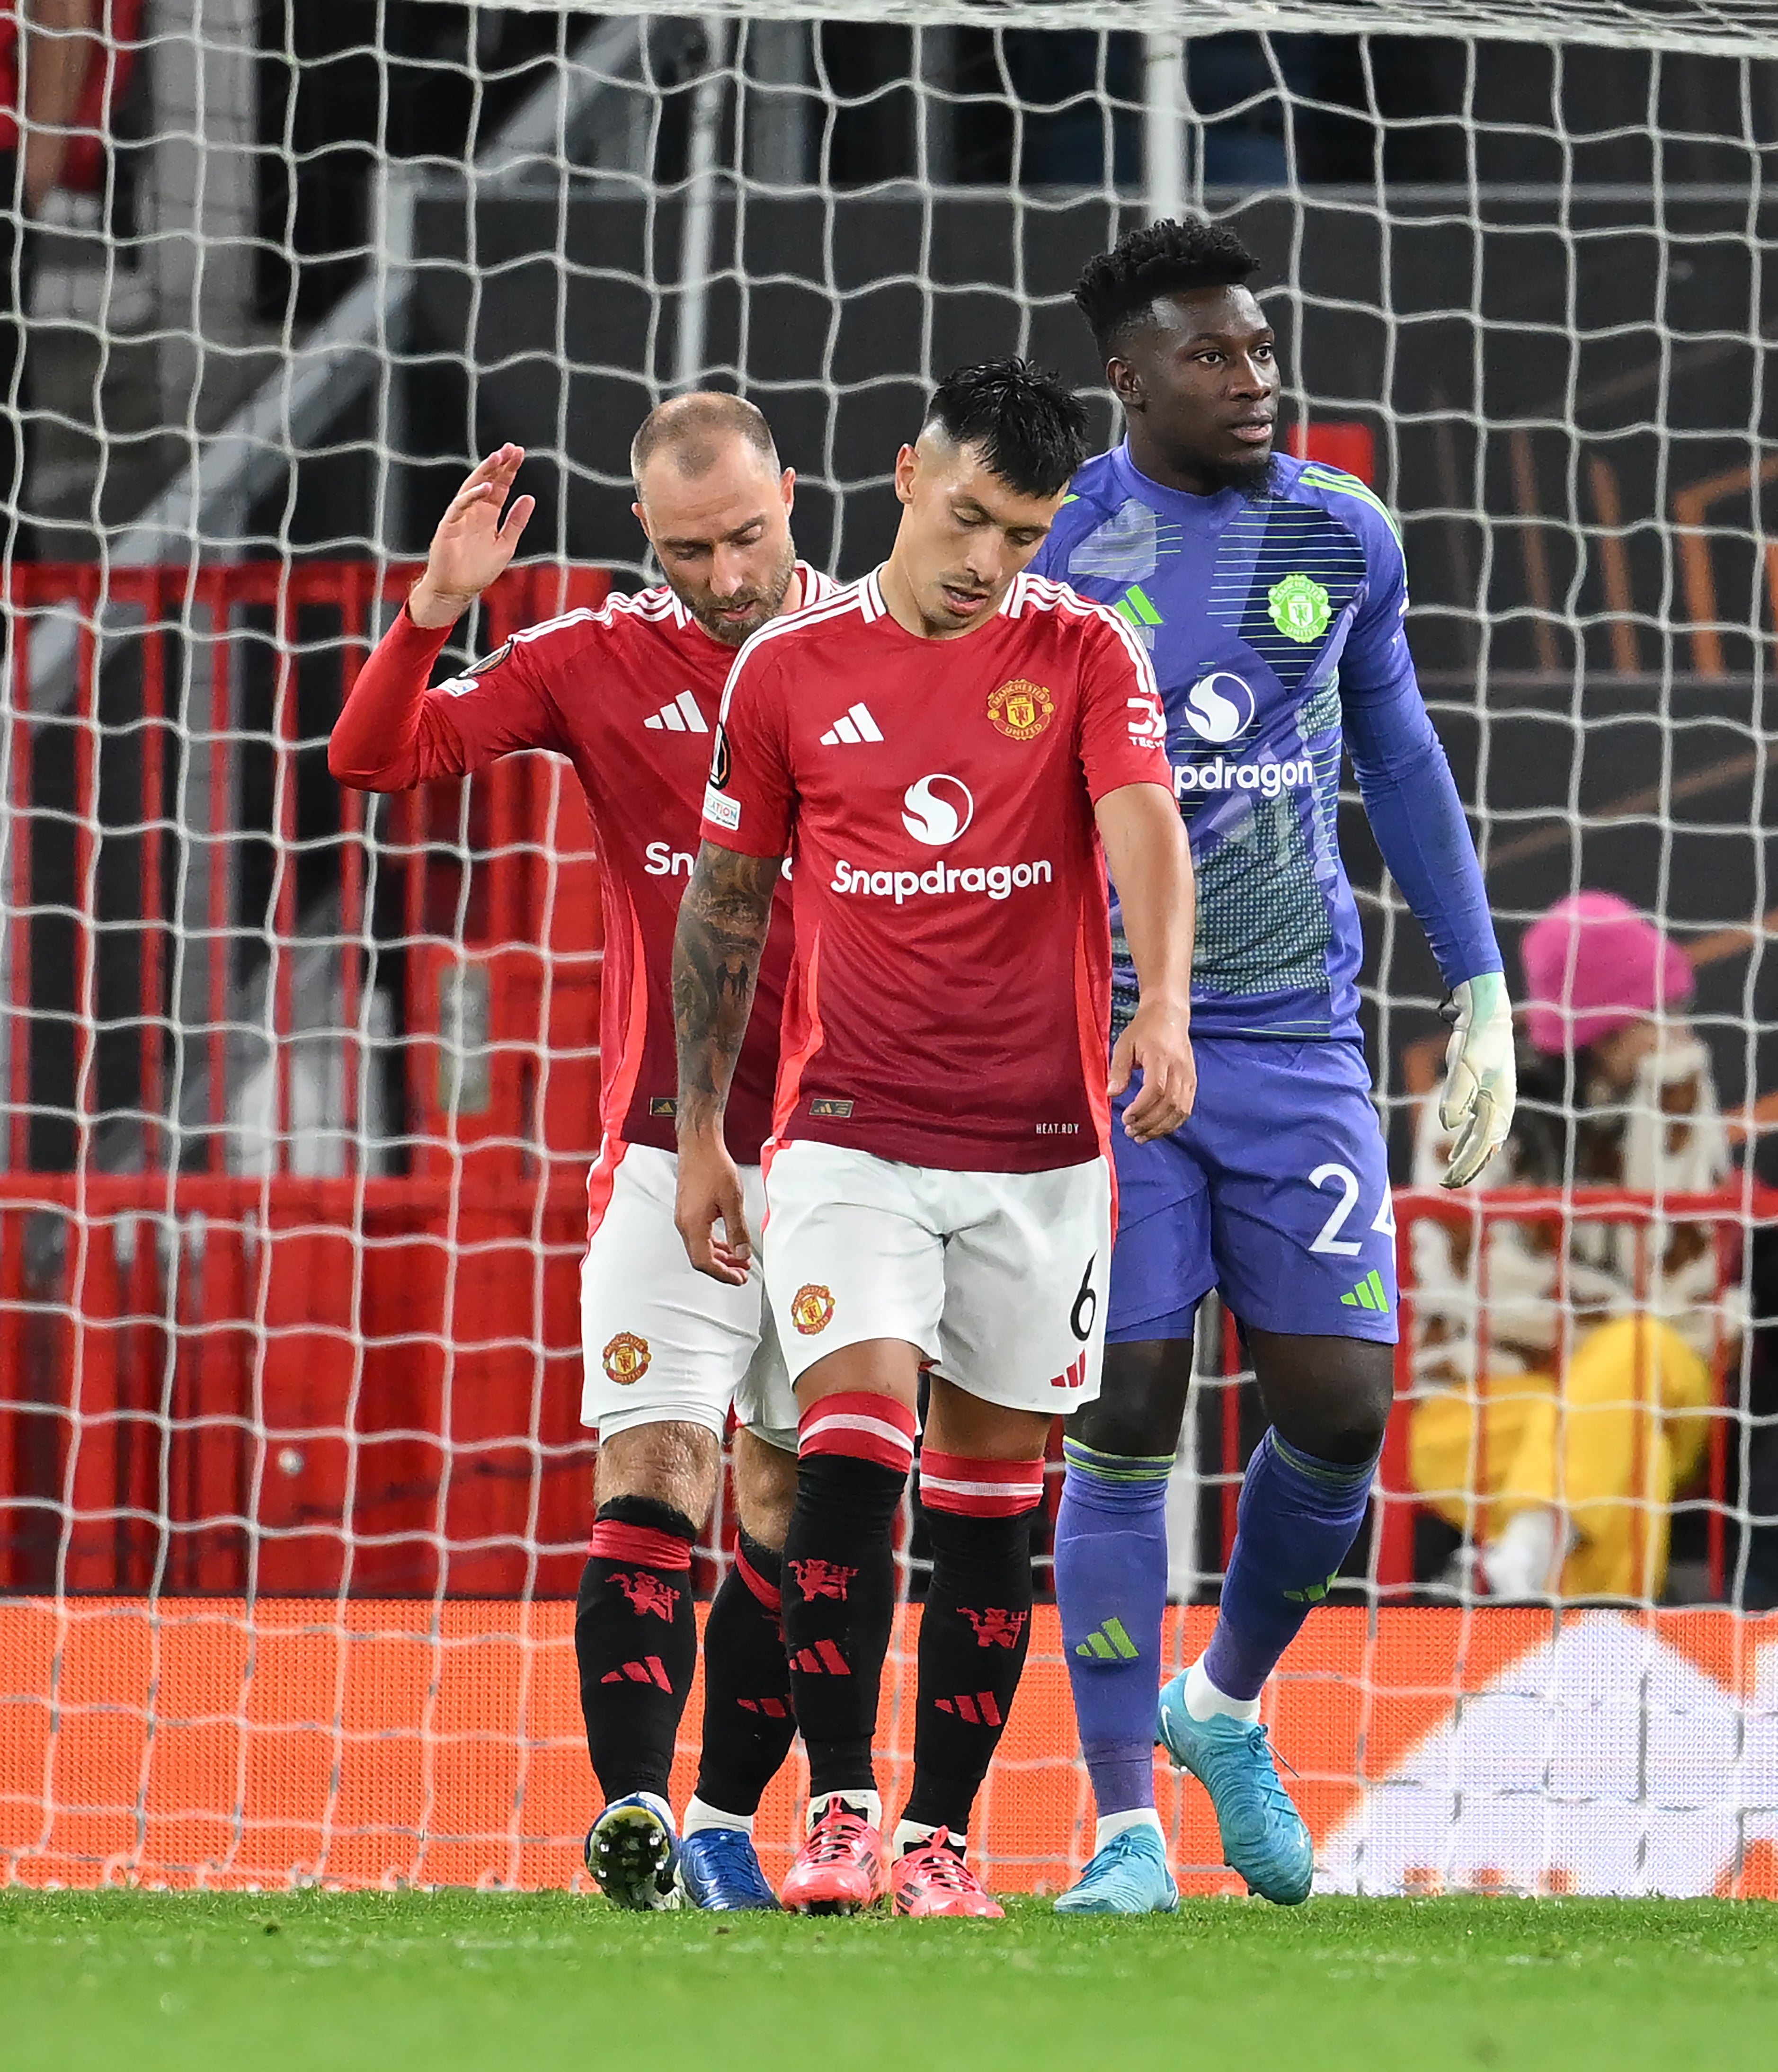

{"left": 0, "top": 2, "right": 1774, "bottom": 1894}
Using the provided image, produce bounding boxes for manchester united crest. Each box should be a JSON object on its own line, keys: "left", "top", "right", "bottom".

{"left": 790, "top": 1283, "right": 836, "bottom": 1335}
{"left": 1267, "top": 571, "right": 1333, "bottom": 644}
{"left": 987, "top": 678, "right": 1055, "bottom": 741}
{"left": 601, "top": 1331, "right": 651, "bottom": 1384}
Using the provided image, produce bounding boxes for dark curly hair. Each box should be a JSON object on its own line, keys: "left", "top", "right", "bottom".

{"left": 923, "top": 357, "right": 1089, "bottom": 499}
{"left": 1074, "top": 217, "right": 1260, "bottom": 359}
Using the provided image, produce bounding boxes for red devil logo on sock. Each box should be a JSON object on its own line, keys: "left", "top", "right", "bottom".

{"left": 611, "top": 1570, "right": 678, "bottom": 1620}
{"left": 789, "top": 1558, "right": 858, "bottom": 1602}
{"left": 959, "top": 1607, "right": 1028, "bottom": 1649}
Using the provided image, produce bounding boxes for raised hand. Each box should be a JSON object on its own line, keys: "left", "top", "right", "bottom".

{"left": 407, "top": 444, "right": 536, "bottom": 629}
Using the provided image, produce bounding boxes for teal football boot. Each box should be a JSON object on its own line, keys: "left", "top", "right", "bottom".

{"left": 1157, "top": 1676, "right": 1313, "bottom": 1905}
{"left": 1054, "top": 1823, "right": 1180, "bottom": 1915}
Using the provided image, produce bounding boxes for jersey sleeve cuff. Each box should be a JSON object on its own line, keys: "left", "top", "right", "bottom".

{"left": 1087, "top": 769, "right": 1174, "bottom": 807}
{"left": 699, "top": 788, "right": 787, "bottom": 857}
{"left": 392, "top": 602, "right": 459, "bottom": 664}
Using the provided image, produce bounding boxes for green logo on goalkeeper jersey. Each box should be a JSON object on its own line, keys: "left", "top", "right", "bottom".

{"left": 1341, "top": 1269, "right": 1390, "bottom": 1314}
{"left": 1113, "top": 584, "right": 1164, "bottom": 631}
{"left": 1075, "top": 1617, "right": 1140, "bottom": 1661}
{"left": 1267, "top": 571, "right": 1333, "bottom": 643}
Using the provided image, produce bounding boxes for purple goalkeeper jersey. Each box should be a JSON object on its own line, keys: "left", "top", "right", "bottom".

{"left": 1031, "top": 443, "right": 1500, "bottom": 1042}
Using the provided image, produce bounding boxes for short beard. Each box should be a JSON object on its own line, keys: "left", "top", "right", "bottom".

{"left": 679, "top": 541, "right": 798, "bottom": 648}
{"left": 1205, "top": 450, "right": 1278, "bottom": 499}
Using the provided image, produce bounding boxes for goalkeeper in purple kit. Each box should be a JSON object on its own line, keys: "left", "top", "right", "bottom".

{"left": 1035, "top": 219, "right": 1516, "bottom": 1912}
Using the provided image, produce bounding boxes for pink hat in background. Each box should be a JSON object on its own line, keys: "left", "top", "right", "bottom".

{"left": 1520, "top": 891, "right": 1694, "bottom": 1056}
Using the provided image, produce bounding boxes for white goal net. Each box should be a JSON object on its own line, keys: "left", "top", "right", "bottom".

{"left": 0, "top": 0, "right": 1775, "bottom": 1899}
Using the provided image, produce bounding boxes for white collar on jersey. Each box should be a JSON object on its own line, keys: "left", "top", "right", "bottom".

{"left": 860, "top": 564, "right": 1033, "bottom": 625}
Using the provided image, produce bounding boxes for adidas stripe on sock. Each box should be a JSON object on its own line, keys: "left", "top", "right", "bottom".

{"left": 782, "top": 1395, "right": 915, "bottom": 1803}
{"left": 1055, "top": 1437, "right": 1173, "bottom": 1820}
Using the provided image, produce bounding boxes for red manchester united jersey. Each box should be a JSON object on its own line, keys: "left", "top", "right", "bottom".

{"left": 334, "top": 568, "right": 831, "bottom": 1163}
{"left": 700, "top": 568, "right": 1170, "bottom": 1172}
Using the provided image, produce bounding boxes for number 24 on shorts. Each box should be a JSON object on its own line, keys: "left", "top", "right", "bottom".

{"left": 1307, "top": 1162, "right": 1395, "bottom": 1257}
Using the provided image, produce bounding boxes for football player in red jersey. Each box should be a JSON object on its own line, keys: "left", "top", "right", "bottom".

{"left": 331, "top": 397, "right": 832, "bottom": 1912}
{"left": 672, "top": 360, "right": 1198, "bottom": 1917}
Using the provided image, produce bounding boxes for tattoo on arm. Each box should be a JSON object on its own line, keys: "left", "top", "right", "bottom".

{"left": 673, "top": 843, "right": 782, "bottom": 1132}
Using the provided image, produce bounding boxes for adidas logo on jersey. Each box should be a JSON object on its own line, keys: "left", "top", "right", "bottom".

{"left": 820, "top": 702, "right": 883, "bottom": 745}
{"left": 644, "top": 689, "right": 709, "bottom": 733}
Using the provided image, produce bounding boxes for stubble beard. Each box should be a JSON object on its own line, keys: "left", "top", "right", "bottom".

{"left": 1206, "top": 449, "right": 1278, "bottom": 499}
{"left": 682, "top": 540, "right": 799, "bottom": 647}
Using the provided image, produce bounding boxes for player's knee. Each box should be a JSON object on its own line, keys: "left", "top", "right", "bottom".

{"left": 1307, "top": 1406, "right": 1390, "bottom": 1467}
{"left": 1068, "top": 1339, "right": 1191, "bottom": 1459}
{"left": 1070, "top": 1394, "right": 1182, "bottom": 1459}
{"left": 1335, "top": 1356, "right": 1395, "bottom": 1461}
{"left": 1251, "top": 1331, "right": 1394, "bottom": 1466}
{"left": 1277, "top": 1372, "right": 1393, "bottom": 1466}
{"left": 594, "top": 1419, "right": 721, "bottom": 1528}
{"left": 733, "top": 1428, "right": 797, "bottom": 1552}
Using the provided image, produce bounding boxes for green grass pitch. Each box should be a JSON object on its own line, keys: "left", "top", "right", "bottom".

{"left": 5, "top": 1891, "right": 1775, "bottom": 2072}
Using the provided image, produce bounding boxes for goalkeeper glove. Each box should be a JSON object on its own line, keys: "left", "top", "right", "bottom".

{"left": 1439, "top": 971, "right": 1516, "bottom": 1188}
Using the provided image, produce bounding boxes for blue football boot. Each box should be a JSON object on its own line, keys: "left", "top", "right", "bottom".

{"left": 676, "top": 1826, "right": 782, "bottom": 1911}
{"left": 1156, "top": 1675, "right": 1314, "bottom": 1905}
{"left": 585, "top": 1791, "right": 680, "bottom": 1910}
{"left": 1054, "top": 1823, "right": 1180, "bottom": 1915}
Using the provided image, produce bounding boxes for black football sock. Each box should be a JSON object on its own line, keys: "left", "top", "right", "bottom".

{"left": 900, "top": 1451, "right": 1044, "bottom": 1841}
{"left": 782, "top": 1393, "right": 917, "bottom": 1806}
{"left": 574, "top": 1495, "right": 698, "bottom": 1804}
{"left": 692, "top": 1529, "right": 798, "bottom": 1820}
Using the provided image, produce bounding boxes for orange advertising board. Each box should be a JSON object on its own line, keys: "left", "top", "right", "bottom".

{"left": 3, "top": 1601, "right": 1773, "bottom": 1899}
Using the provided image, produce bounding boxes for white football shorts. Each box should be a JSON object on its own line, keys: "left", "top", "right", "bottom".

{"left": 579, "top": 1140, "right": 798, "bottom": 1450}
{"left": 760, "top": 1138, "right": 1112, "bottom": 1415}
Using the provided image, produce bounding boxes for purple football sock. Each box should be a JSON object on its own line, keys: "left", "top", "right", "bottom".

{"left": 1203, "top": 1429, "right": 1379, "bottom": 1702}
{"left": 1055, "top": 1437, "right": 1173, "bottom": 1818}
